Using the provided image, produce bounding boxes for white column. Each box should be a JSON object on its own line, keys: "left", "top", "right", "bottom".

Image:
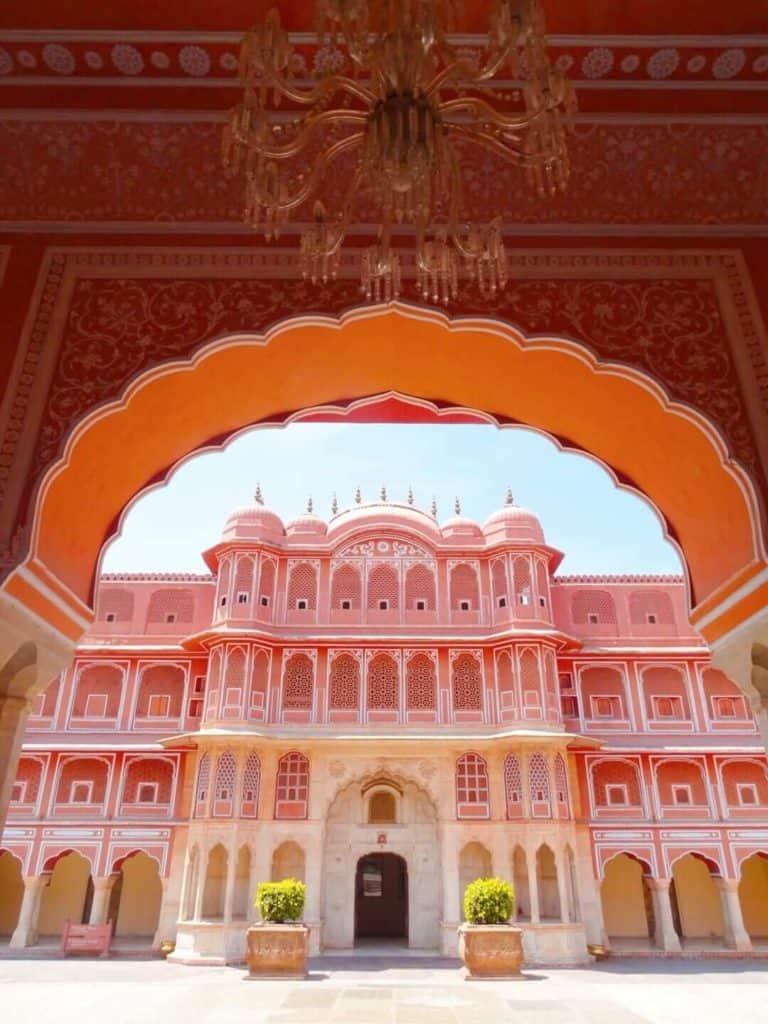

{"left": 555, "top": 846, "right": 571, "bottom": 924}
{"left": 0, "top": 695, "right": 31, "bottom": 835}
{"left": 716, "top": 878, "right": 752, "bottom": 952}
{"left": 223, "top": 841, "right": 237, "bottom": 924}
{"left": 9, "top": 876, "right": 46, "bottom": 948}
{"left": 89, "top": 877, "right": 115, "bottom": 925}
{"left": 528, "top": 846, "right": 540, "bottom": 924}
{"left": 193, "top": 848, "right": 206, "bottom": 920}
{"left": 647, "top": 878, "right": 681, "bottom": 952}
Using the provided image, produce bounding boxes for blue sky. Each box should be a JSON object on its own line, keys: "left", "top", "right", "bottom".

{"left": 101, "top": 423, "right": 682, "bottom": 576}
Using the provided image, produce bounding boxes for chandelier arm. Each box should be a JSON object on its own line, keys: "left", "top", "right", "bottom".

{"left": 257, "top": 69, "right": 377, "bottom": 109}
{"left": 439, "top": 97, "right": 541, "bottom": 133}
{"left": 448, "top": 125, "right": 532, "bottom": 163}
{"left": 423, "top": 58, "right": 482, "bottom": 100}
{"left": 268, "top": 132, "right": 364, "bottom": 214}
{"left": 236, "top": 111, "right": 368, "bottom": 160}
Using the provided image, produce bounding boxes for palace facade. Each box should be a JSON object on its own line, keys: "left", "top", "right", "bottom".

{"left": 1, "top": 491, "right": 767, "bottom": 964}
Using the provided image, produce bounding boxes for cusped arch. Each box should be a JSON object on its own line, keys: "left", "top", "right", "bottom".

{"left": 11, "top": 305, "right": 766, "bottom": 649}
{"left": 601, "top": 850, "right": 653, "bottom": 878}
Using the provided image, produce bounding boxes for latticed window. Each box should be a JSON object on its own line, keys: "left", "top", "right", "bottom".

{"left": 450, "top": 563, "right": 479, "bottom": 610}
{"left": 452, "top": 654, "right": 482, "bottom": 711}
{"left": 97, "top": 588, "right": 134, "bottom": 623}
{"left": 629, "top": 590, "right": 674, "bottom": 625}
{"left": 258, "top": 559, "right": 276, "bottom": 608}
{"left": 367, "top": 655, "right": 399, "bottom": 709}
{"left": 136, "top": 664, "right": 184, "bottom": 719}
{"left": 504, "top": 753, "right": 523, "bottom": 818}
{"left": 368, "top": 564, "right": 399, "bottom": 610}
{"left": 543, "top": 649, "right": 559, "bottom": 715}
{"left": 406, "top": 654, "right": 436, "bottom": 710}
{"left": 571, "top": 590, "right": 617, "bottom": 625}
{"left": 148, "top": 588, "right": 194, "bottom": 623}
{"left": 249, "top": 650, "right": 269, "bottom": 710}
{"left": 194, "top": 753, "right": 210, "bottom": 815}
{"left": 14, "top": 758, "right": 42, "bottom": 804}
{"left": 283, "top": 654, "right": 314, "bottom": 710}
{"left": 72, "top": 664, "right": 122, "bottom": 718}
{"left": 513, "top": 557, "right": 532, "bottom": 606}
{"left": 234, "top": 555, "right": 254, "bottom": 603}
{"left": 491, "top": 559, "right": 508, "bottom": 606}
{"left": 331, "top": 565, "right": 362, "bottom": 609}
{"left": 217, "top": 559, "right": 232, "bottom": 610}
{"left": 555, "top": 753, "right": 569, "bottom": 812}
{"left": 528, "top": 753, "right": 552, "bottom": 817}
{"left": 214, "top": 751, "right": 236, "bottom": 816}
{"left": 592, "top": 759, "right": 642, "bottom": 807}
{"left": 456, "top": 753, "right": 489, "bottom": 806}
{"left": 276, "top": 752, "right": 309, "bottom": 804}
{"left": 224, "top": 647, "right": 246, "bottom": 711}
{"left": 287, "top": 563, "right": 317, "bottom": 610}
{"left": 520, "top": 649, "right": 541, "bottom": 707}
{"left": 241, "top": 753, "right": 261, "bottom": 817}
{"left": 535, "top": 560, "right": 549, "bottom": 608}
{"left": 329, "top": 654, "right": 360, "bottom": 710}
{"left": 405, "top": 564, "right": 436, "bottom": 610}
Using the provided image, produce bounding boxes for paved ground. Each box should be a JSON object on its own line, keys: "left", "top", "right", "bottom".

{"left": 1, "top": 955, "right": 768, "bottom": 1024}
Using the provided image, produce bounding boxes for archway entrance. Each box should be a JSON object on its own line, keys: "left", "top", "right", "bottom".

{"left": 355, "top": 853, "right": 408, "bottom": 942}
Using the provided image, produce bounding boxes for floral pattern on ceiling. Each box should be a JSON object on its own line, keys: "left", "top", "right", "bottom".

{"left": 0, "top": 120, "right": 767, "bottom": 227}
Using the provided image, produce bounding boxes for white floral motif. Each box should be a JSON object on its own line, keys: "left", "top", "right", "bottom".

{"left": 753, "top": 55, "right": 768, "bottom": 74}
{"left": 686, "top": 55, "right": 706, "bottom": 73}
{"left": 111, "top": 44, "right": 144, "bottom": 76}
{"left": 42, "top": 43, "right": 75, "bottom": 75}
{"left": 620, "top": 54, "right": 639, "bottom": 73}
{"left": 581, "top": 47, "right": 613, "bottom": 79}
{"left": 313, "top": 45, "right": 346, "bottom": 75}
{"left": 17, "top": 50, "right": 37, "bottom": 69}
{"left": 0, "top": 48, "right": 12, "bottom": 76}
{"left": 179, "top": 45, "right": 210, "bottom": 77}
{"left": 151, "top": 51, "right": 170, "bottom": 69}
{"left": 220, "top": 52, "right": 238, "bottom": 71}
{"left": 646, "top": 48, "right": 679, "bottom": 79}
{"left": 84, "top": 51, "right": 103, "bottom": 70}
{"left": 712, "top": 48, "right": 746, "bottom": 80}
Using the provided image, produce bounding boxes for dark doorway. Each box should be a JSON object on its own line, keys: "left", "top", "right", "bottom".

{"left": 354, "top": 853, "right": 408, "bottom": 941}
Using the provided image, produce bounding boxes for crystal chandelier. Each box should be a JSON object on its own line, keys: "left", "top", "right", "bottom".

{"left": 222, "top": 0, "right": 575, "bottom": 302}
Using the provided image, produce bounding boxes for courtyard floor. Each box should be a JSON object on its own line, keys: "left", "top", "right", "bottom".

{"left": 2, "top": 954, "right": 768, "bottom": 1024}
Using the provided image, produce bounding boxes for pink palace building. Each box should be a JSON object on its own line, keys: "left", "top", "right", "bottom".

{"left": 2, "top": 488, "right": 768, "bottom": 964}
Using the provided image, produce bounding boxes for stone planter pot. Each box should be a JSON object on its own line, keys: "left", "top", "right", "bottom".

{"left": 457, "top": 923, "right": 524, "bottom": 979}
{"left": 245, "top": 923, "right": 310, "bottom": 979}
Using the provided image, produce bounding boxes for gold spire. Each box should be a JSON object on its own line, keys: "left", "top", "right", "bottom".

{"left": 306, "top": 496, "right": 313, "bottom": 514}
{"left": 254, "top": 483, "right": 263, "bottom": 505}
{"left": 431, "top": 496, "right": 438, "bottom": 518}
{"left": 407, "top": 485, "right": 414, "bottom": 505}
{"left": 455, "top": 497, "right": 461, "bottom": 515}
{"left": 331, "top": 493, "right": 338, "bottom": 515}
{"left": 380, "top": 484, "right": 388, "bottom": 502}
{"left": 354, "top": 485, "right": 362, "bottom": 504}
{"left": 505, "top": 486, "right": 514, "bottom": 506}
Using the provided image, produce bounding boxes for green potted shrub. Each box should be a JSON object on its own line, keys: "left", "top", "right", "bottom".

{"left": 457, "top": 877, "right": 522, "bottom": 979}
{"left": 245, "top": 878, "right": 310, "bottom": 979}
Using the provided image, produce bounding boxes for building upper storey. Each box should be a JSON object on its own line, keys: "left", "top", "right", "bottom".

{"left": 85, "top": 490, "right": 701, "bottom": 650}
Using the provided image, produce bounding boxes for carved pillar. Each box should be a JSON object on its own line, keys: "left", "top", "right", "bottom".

{"left": 223, "top": 838, "right": 238, "bottom": 925}
{"left": 89, "top": 876, "right": 116, "bottom": 925}
{"left": 647, "top": 878, "right": 681, "bottom": 952}
{"left": 528, "top": 845, "right": 540, "bottom": 924}
{"left": 193, "top": 847, "right": 206, "bottom": 921}
{"left": 716, "top": 878, "right": 752, "bottom": 952}
{"left": 0, "top": 695, "right": 31, "bottom": 834}
{"left": 9, "top": 876, "right": 46, "bottom": 948}
{"left": 555, "top": 845, "right": 571, "bottom": 924}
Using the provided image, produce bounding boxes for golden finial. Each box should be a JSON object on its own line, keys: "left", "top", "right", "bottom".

{"left": 306, "top": 496, "right": 313, "bottom": 514}
{"left": 331, "top": 493, "right": 338, "bottom": 515}
{"left": 430, "top": 496, "right": 437, "bottom": 518}
{"left": 505, "top": 486, "right": 514, "bottom": 506}
{"left": 380, "top": 484, "right": 387, "bottom": 502}
{"left": 254, "top": 483, "right": 263, "bottom": 505}
{"left": 355, "top": 485, "right": 362, "bottom": 504}
{"left": 455, "top": 497, "right": 461, "bottom": 515}
{"left": 407, "top": 485, "right": 414, "bottom": 505}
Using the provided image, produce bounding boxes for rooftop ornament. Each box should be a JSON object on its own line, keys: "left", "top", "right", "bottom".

{"left": 223, "top": 0, "right": 575, "bottom": 304}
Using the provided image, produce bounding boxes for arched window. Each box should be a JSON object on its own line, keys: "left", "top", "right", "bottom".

{"left": 287, "top": 562, "right": 317, "bottom": 611}
{"left": 513, "top": 557, "right": 532, "bottom": 607}
{"left": 233, "top": 555, "right": 255, "bottom": 608}
{"left": 222, "top": 647, "right": 246, "bottom": 717}
{"left": 56, "top": 757, "right": 109, "bottom": 808}
{"left": 275, "top": 752, "right": 309, "bottom": 819}
{"left": 368, "top": 564, "right": 399, "bottom": 610}
{"left": 504, "top": 753, "right": 523, "bottom": 819}
{"left": 629, "top": 590, "right": 674, "bottom": 626}
{"left": 147, "top": 588, "right": 194, "bottom": 624}
{"left": 194, "top": 753, "right": 210, "bottom": 817}
{"left": 554, "top": 753, "right": 570, "bottom": 816}
{"left": 71, "top": 664, "right": 122, "bottom": 722}
{"left": 241, "top": 753, "right": 260, "bottom": 818}
{"left": 405, "top": 564, "right": 436, "bottom": 611}
{"left": 367, "top": 654, "right": 399, "bottom": 710}
{"left": 248, "top": 649, "right": 269, "bottom": 717}
{"left": 406, "top": 654, "right": 436, "bottom": 711}
{"left": 368, "top": 790, "right": 397, "bottom": 824}
{"left": 452, "top": 653, "right": 483, "bottom": 712}
{"left": 216, "top": 559, "right": 231, "bottom": 615}
{"left": 331, "top": 565, "right": 362, "bottom": 610}
{"left": 257, "top": 559, "right": 276, "bottom": 612}
{"left": 591, "top": 758, "right": 643, "bottom": 811}
{"left": 97, "top": 587, "right": 134, "bottom": 624}
{"left": 121, "top": 758, "right": 174, "bottom": 809}
{"left": 450, "top": 563, "right": 479, "bottom": 611}
{"left": 520, "top": 649, "right": 542, "bottom": 716}
{"left": 135, "top": 664, "right": 184, "bottom": 722}
{"left": 571, "top": 589, "right": 617, "bottom": 626}
{"left": 282, "top": 653, "right": 314, "bottom": 711}
{"left": 329, "top": 654, "right": 360, "bottom": 711}
{"left": 213, "top": 751, "right": 236, "bottom": 817}
{"left": 528, "top": 753, "right": 552, "bottom": 818}
{"left": 535, "top": 560, "right": 550, "bottom": 611}
{"left": 496, "top": 650, "right": 516, "bottom": 717}
{"left": 492, "top": 558, "right": 508, "bottom": 609}
{"left": 456, "top": 752, "right": 490, "bottom": 818}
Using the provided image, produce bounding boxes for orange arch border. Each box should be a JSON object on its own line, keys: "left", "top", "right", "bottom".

{"left": 3, "top": 303, "right": 767, "bottom": 648}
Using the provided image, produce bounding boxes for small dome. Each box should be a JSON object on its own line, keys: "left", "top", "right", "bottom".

{"left": 285, "top": 512, "right": 328, "bottom": 538}
{"left": 483, "top": 490, "right": 545, "bottom": 545}
{"left": 222, "top": 487, "right": 284, "bottom": 542}
{"left": 441, "top": 499, "right": 484, "bottom": 542}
